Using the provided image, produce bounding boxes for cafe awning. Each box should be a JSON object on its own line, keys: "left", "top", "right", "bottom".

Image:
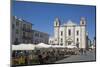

{"left": 12, "top": 44, "right": 36, "bottom": 50}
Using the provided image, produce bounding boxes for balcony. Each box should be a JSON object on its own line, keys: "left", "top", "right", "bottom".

{"left": 22, "top": 28, "right": 32, "bottom": 32}
{"left": 22, "top": 36, "right": 33, "bottom": 40}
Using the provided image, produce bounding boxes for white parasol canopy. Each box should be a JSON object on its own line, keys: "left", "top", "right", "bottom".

{"left": 52, "top": 45, "right": 61, "bottom": 48}
{"left": 12, "top": 44, "right": 36, "bottom": 50}
{"left": 60, "top": 45, "right": 67, "bottom": 48}
{"left": 66, "top": 45, "right": 77, "bottom": 48}
{"left": 35, "top": 43, "right": 52, "bottom": 48}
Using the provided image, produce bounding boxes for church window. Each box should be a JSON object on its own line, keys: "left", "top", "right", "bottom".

{"left": 77, "top": 38, "right": 79, "bottom": 42}
{"left": 77, "top": 30, "right": 79, "bottom": 35}
{"left": 61, "top": 38, "right": 63, "bottom": 42}
{"left": 61, "top": 31, "right": 63, "bottom": 36}
{"left": 56, "top": 22, "right": 58, "bottom": 26}
{"left": 82, "top": 20, "right": 84, "bottom": 24}
{"left": 68, "top": 29, "right": 71, "bottom": 36}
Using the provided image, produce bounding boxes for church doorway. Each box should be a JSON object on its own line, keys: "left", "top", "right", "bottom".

{"left": 68, "top": 41, "right": 72, "bottom": 45}
{"left": 66, "top": 38, "right": 73, "bottom": 45}
{"left": 76, "top": 43, "right": 79, "bottom": 48}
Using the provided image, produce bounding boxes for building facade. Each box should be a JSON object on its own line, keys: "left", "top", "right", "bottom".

{"left": 12, "top": 16, "right": 33, "bottom": 44}
{"left": 86, "top": 32, "right": 89, "bottom": 50}
{"left": 49, "top": 17, "right": 87, "bottom": 49}
{"left": 49, "top": 37, "right": 55, "bottom": 45}
{"left": 12, "top": 16, "right": 49, "bottom": 45}
{"left": 33, "top": 30, "right": 49, "bottom": 44}
{"left": 93, "top": 36, "right": 96, "bottom": 48}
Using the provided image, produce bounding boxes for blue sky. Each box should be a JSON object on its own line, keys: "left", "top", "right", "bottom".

{"left": 12, "top": 1, "right": 96, "bottom": 40}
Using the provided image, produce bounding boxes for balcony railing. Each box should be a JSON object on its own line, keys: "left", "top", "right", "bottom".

{"left": 22, "top": 36, "right": 33, "bottom": 40}
{"left": 22, "top": 28, "right": 32, "bottom": 32}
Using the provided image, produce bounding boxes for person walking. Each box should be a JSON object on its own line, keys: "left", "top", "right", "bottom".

{"left": 38, "top": 54, "right": 44, "bottom": 64}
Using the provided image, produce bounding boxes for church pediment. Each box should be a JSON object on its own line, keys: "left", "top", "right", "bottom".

{"left": 62, "top": 20, "right": 77, "bottom": 26}
{"left": 66, "top": 38, "right": 73, "bottom": 42}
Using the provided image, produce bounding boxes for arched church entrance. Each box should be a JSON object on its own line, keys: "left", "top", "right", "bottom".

{"left": 66, "top": 38, "right": 73, "bottom": 45}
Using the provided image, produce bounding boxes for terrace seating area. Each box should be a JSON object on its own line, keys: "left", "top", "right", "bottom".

{"left": 12, "top": 43, "right": 80, "bottom": 66}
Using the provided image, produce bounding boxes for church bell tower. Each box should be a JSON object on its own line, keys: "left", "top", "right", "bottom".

{"left": 54, "top": 17, "right": 60, "bottom": 45}
{"left": 80, "top": 17, "right": 86, "bottom": 49}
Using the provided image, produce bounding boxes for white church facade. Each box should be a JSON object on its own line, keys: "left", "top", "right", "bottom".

{"left": 49, "top": 17, "right": 88, "bottom": 49}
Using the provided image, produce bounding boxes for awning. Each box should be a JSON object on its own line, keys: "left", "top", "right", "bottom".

{"left": 12, "top": 44, "right": 36, "bottom": 50}
{"left": 35, "top": 43, "right": 52, "bottom": 48}
{"left": 66, "top": 45, "right": 77, "bottom": 48}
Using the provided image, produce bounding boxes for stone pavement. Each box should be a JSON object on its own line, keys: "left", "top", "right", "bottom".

{"left": 55, "top": 50, "right": 96, "bottom": 63}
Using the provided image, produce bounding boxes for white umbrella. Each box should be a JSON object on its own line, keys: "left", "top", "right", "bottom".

{"left": 36, "top": 43, "right": 52, "bottom": 48}
{"left": 12, "top": 44, "right": 36, "bottom": 50}
{"left": 60, "top": 46, "right": 66, "bottom": 48}
{"left": 52, "top": 45, "right": 61, "bottom": 48}
{"left": 66, "top": 45, "right": 77, "bottom": 48}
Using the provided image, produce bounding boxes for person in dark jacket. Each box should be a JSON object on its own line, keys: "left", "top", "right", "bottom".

{"left": 38, "top": 54, "right": 44, "bottom": 64}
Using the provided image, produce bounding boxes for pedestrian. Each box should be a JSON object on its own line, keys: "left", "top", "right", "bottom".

{"left": 84, "top": 50, "right": 87, "bottom": 55}
{"left": 38, "top": 54, "right": 44, "bottom": 64}
{"left": 80, "top": 48, "right": 83, "bottom": 55}
{"left": 25, "top": 56, "right": 28, "bottom": 65}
